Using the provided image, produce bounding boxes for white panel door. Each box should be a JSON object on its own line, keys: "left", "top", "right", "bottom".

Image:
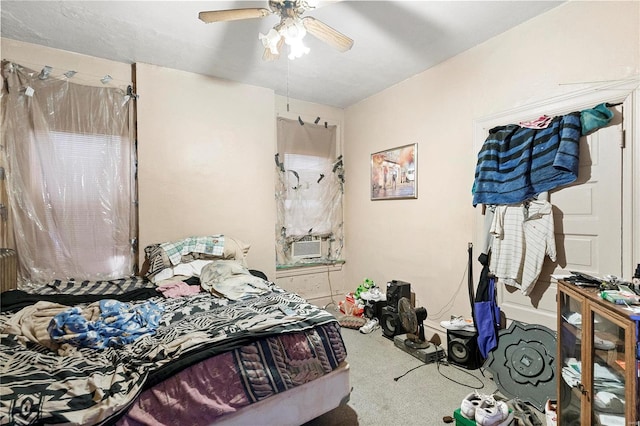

{"left": 499, "top": 106, "right": 624, "bottom": 330}
{"left": 552, "top": 107, "right": 623, "bottom": 277}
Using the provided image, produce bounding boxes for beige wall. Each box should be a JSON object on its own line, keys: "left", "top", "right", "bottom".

{"left": 135, "top": 63, "right": 277, "bottom": 278}
{"left": 135, "top": 69, "right": 345, "bottom": 287}
{"left": 343, "top": 1, "right": 639, "bottom": 333}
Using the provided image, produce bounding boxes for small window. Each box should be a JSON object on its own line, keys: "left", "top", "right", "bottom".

{"left": 275, "top": 117, "right": 344, "bottom": 267}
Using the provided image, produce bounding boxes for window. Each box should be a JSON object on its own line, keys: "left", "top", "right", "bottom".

{"left": 275, "top": 117, "right": 344, "bottom": 267}
{"left": 2, "top": 62, "right": 135, "bottom": 286}
{"left": 30, "top": 130, "right": 133, "bottom": 277}
{"left": 283, "top": 153, "right": 334, "bottom": 236}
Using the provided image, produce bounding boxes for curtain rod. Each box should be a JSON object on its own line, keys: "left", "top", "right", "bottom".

{"left": 276, "top": 112, "right": 340, "bottom": 128}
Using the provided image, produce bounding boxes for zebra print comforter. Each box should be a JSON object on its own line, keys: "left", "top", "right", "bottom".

{"left": 0, "top": 283, "right": 341, "bottom": 425}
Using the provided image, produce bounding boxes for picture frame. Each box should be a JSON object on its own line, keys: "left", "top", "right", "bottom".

{"left": 370, "top": 143, "right": 417, "bottom": 200}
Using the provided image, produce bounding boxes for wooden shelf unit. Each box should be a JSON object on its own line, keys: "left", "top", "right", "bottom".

{"left": 557, "top": 280, "right": 639, "bottom": 426}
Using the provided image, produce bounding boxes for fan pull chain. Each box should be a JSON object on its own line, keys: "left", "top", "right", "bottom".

{"left": 286, "top": 59, "right": 290, "bottom": 112}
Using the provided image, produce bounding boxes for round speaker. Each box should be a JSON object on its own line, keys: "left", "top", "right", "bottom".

{"left": 380, "top": 309, "right": 399, "bottom": 338}
{"left": 449, "top": 338, "right": 470, "bottom": 363}
{"left": 446, "top": 329, "right": 482, "bottom": 370}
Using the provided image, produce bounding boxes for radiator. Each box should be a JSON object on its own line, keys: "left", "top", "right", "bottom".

{"left": 0, "top": 248, "right": 17, "bottom": 292}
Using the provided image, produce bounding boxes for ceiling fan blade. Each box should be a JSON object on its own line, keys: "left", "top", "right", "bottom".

{"left": 302, "top": 16, "right": 353, "bottom": 52}
{"left": 199, "top": 8, "right": 271, "bottom": 23}
{"left": 262, "top": 48, "right": 280, "bottom": 62}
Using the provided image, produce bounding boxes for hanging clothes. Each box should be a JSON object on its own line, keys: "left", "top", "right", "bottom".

{"left": 475, "top": 253, "right": 492, "bottom": 303}
{"left": 474, "top": 276, "right": 500, "bottom": 359}
{"left": 580, "top": 102, "right": 614, "bottom": 135}
{"left": 472, "top": 112, "right": 581, "bottom": 206}
{"left": 489, "top": 199, "right": 556, "bottom": 296}
{"left": 472, "top": 103, "right": 614, "bottom": 207}
{"left": 519, "top": 115, "right": 553, "bottom": 129}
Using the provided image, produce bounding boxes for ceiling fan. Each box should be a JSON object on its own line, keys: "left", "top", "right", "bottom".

{"left": 198, "top": 0, "right": 354, "bottom": 61}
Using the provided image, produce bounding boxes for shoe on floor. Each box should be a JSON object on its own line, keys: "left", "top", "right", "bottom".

{"left": 460, "top": 391, "right": 485, "bottom": 420}
{"left": 360, "top": 287, "right": 386, "bottom": 302}
{"left": 359, "top": 318, "right": 379, "bottom": 334}
{"left": 475, "top": 397, "right": 513, "bottom": 426}
{"left": 508, "top": 398, "right": 542, "bottom": 426}
{"left": 544, "top": 399, "right": 557, "bottom": 426}
{"left": 440, "top": 315, "right": 476, "bottom": 332}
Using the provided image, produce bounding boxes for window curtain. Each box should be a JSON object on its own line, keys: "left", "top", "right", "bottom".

{"left": 0, "top": 148, "right": 14, "bottom": 250}
{"left": 1, "top": 61, "right": 135, "bottom": 288}
{"left": 275, "top": 117, "right": 344, "bottom": 265}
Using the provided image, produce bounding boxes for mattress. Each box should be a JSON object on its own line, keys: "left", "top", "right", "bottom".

{"left": 118, "top": 325, "right": 347, "bottom": 425}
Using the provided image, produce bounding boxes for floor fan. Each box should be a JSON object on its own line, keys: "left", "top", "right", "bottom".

{"left": 398, "top": 297, "right": 430, "bottom": 349}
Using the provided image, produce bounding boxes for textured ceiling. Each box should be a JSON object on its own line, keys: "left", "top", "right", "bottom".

{"left": 1, "top": 1, "right": 563, "bottom": 108}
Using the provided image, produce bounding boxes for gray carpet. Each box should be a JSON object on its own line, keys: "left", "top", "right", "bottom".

{"left": 303, "top": 323, "right": 499, "bottom": 426}
{"left": 299, "top": 302, "right": 554, "bottom": 426}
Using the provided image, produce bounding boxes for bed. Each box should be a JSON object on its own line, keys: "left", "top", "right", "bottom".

{"left": 0, "top": 236, "right": 350, "bottom": 426}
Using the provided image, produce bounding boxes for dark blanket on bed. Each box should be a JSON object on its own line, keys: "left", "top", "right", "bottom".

{"left": 0, "top": 284, "right": 338, "bottom": 425}
{"left": 0, "top": 288, "right": 159, "bottom": 312}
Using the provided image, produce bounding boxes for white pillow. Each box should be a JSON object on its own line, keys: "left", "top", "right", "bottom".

{"left": 151, "top": 259, "right": 214, "bottom": 283}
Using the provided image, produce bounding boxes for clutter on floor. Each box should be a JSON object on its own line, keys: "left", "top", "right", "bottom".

{"left": 440, "top": 315, "right": 476, "bottom": 332}
{"left": 393, "top": 333, "right": 445, "bottom": 364}
{"left": 339, "top": 275, "right": 556, "bottom": 426}
{"left": 456, "top": 391, "right": 547, "bottom": 426}
{"left": 336, "top": 277, "right": 387, "bottom": 330}
{"left": 544, "top": 399, "right": 557, "bottom": 426}
{"left": 338, "top": 277, "right": 384, "bottom": 317}
{"left": 459, "top": 392, "right": 511, "bottom": 426}
{"left": 359, "top": 317, "right": 379, "bottom": 334}
{"left": 484, "top": 321, "right": 557, "bottom": 412}
{"left": 337, "top": 314, "right": 366, "bottom": 330}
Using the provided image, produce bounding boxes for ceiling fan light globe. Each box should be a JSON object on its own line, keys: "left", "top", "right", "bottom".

{"left": 259, "top": 28, "right": 281, "bottom": 54}
{"left": 287, "top": 39, "right": 310, "bottom": 59}
{"left": 280, "top": 17, "right": 307, "bottom": 41}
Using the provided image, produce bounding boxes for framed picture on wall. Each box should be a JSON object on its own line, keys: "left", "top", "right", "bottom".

{"left": 370, "top": 143, "right": 417, "bottom": 200}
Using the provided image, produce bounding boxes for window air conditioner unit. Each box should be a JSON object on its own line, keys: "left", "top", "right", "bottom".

{"left": 291, "top": 239, "right": 324, "bottom": 260}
